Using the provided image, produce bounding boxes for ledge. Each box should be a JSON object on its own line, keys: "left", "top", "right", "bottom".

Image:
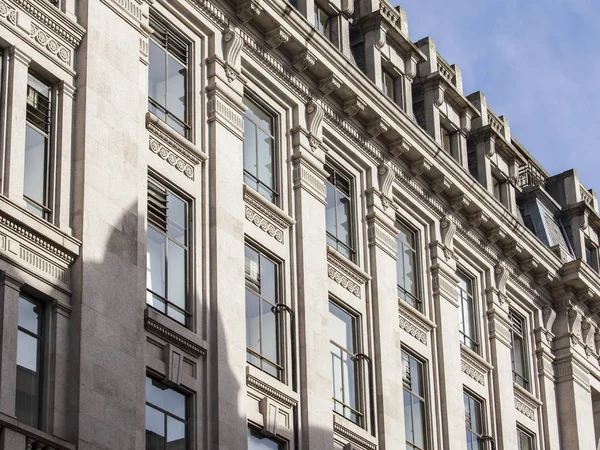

{"left": 0, "top": 411, "right": 75, "bottom": 450}
{"left": 327, "top": 246, "right": 371, "bottom": 298}
{"left": 243, "top": 184, "right": 295, "bottom": 243}
{"left": 513, "top": 382, "right": 541, "bottom": 421}
{"left": 333, "top": 414, "right": 377, "bottom": 450}
{"left": 144, "top": 308, "right": 207, "bottom": 358}
{"left": 246, "top": 365, "right": 298, "bottom": 409}
{"left": 460, "top": 344, "right": 493, "bottom": 386}
{"left": 398, "top": 300, "right": 436, "bottom": 345}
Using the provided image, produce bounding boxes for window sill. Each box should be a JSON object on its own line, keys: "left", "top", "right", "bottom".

{"left": 144, "top": 307, "right": 207, "bottom": 358}
{"left": 398, "top": 300, "right": 436, "bottom": 345}
{"left": 246, "top": 365, "right": 298, "bottom": 409}
{"left": 460, "top": 344, "right": 493, "bottom": 386}
{"left": 243, "top": 184, "right": 295, "bottom": 243}
{"left": 326, "top": 245, "right": 371, "bottom": 298}
{"left": 513, "top": 382, "right": 541, "bottom": 421}
{"left": 0, "top": 411, "right": 75, "bottom": 450}
{"left": 333, "top": 413, "right": 377, "bottom": 450}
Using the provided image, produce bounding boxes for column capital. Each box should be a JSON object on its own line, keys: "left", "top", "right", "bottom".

{"left": 8, "top": 46, "right": 31, "bottom": 66}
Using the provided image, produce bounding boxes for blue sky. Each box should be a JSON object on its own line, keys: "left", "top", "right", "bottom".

{"left": 393, "top": 0, "right": 600, "bottom": 194}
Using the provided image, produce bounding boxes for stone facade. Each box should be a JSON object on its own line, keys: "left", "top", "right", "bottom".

{"left": 0, "top": 0, "right": 598, "bottom": 449}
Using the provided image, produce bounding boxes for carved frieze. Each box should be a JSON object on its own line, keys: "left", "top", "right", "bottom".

{"left": 144, "top": 313, "right": 206, "bottom": 358}
{"left": 246, "top": 371, "right": 298, "bottom": 409}
{"left": 244, "top": 186, "right": 294, "bottom": 243}
{"left": 333, "top": 421, "right": 377, "bottom": 450}
{"left": 513, "top": 384, "right": 541, "bottom": 421}
{"left": 460, "top": 345, "right": 493, "bottom": 386}
{"left": 0, "top": 0, "right": 17, "bottom": 26}
{"left": 327, "top": 247, "right": 370, "bottom": 298}
{"left": 398, "top": 301, "right": 436, "bottom": 344}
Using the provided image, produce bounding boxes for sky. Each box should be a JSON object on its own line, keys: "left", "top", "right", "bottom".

{"left": 393, "top": 0, "right": 600, "bottom": 194}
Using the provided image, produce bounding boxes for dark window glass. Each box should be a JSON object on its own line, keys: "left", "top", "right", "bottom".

{"left": 396, "top": 223, "right": 421, "bottom": 311}
{"left": 245, "top": 245, "right": 282, "bottom": 379}
{"left": 402, "top": 351, "right": 427, "bottom": 450}
{"left": 314, "top": 3, "right": 331, "bottom": 39}
{"left": 457, "top": 271, "right": 478, "bottom": 352}
{"left": 493, "top": 176, "right": 506, "bottom": 206}
{"left": 243, "top": 96, "right": 277, "bottom": 203}
{"left": 441, "top": 126, "right": 454, "bottom": 155}
{"left": 329, "top": 301, "right": 361, "bottom": 424}
{"left": 349, "top": 26, "right": 365, "bottom": 72}
{"left": 148, "top": 17, "right": 189, "bottom": 138}
{"left": 325, "top": 164, "right": 354, "bottom": 261}
{"left": 146, "top": 179, "right": 190, "bottom": 326}
{"left": 16, "top": 296, "right": 43, "bottom": 428}
{"left": 382, "top": 70, "right": 395, "bottom": 101}
{"left": 146, "top": 377, "right": 188, "bottom": 450}
{"left": 586, "top": 241, "right": 599, "bottom": 272}
{"left": 247, "top": 429, "right": 282, "bottom": 449}
{"left": 517, "top": 427, "right": 535, "bottom": 450}
{"left": 464, "top": 391, "right": 485, "bottom": 450}
{"left": 24, "top": 74, "right": 51, "bottom": 219}
{"left": 510, "top": 310, "right": 529, "bottom": 390}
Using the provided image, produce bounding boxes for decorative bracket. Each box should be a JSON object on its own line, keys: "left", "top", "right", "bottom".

{"left": 319, "top": 74, "right": 342, "bottom": 95}
{"left": 223, "top": 27, "right": 243, "bottom": 82}
{"left": 265, "top": 26, "right": 290, "bottom": 49}
{"left": 342, "top": 96, "right": 366, "bottom": 117}
{"left": 292, "top": 50, "right": 316, "bottom": 72}
{"left": 306, "top": 99, "right": 324, "bottom": 151}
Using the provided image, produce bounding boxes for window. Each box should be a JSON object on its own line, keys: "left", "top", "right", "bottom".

{"left": 248, "top": 429, "right": 282, "bottom": 450}
{"left": 349, "top": 25, "right": 365, "bottom": 72}
{"left": 517, "top": 426, "right": 535, "bottom": 450}
{"left": 382, "top": 69, "right": 395, "bottom": 101}
{"left": 146, "top": 179, "right": 190, "bottom": 326}
{"left": 243, "top": 96, "right": 277, "bottom": 203}
{"left": 245, "top": 245, "right": 282, "bottom": 379}
{"left": 145, "top": 376, "right": 188, "bottom": 450}
{"left": 585, "top": 240, "right": 599, "bottom": 272}
{"left": 396, "top": 223, "right": 421, "bottom": 311}
{"left": 402, "top": 350, "right": 427, "bottom": 450}
{"left": 24, "top": 74, "right": 52, "bottom": 220}
{"left": 314, "top": 3, "right": 331, "bottom": 39}
{"left": 492, "top": 175, "right": 507, "bottom": 206}
{"left": 329, "top": 301, "right": 361, "bottom": 424}
{"left": 441, "top": 126, "right": 456, "bottom": 155}
{"left": 510, "top": 310, "right": 529, "bottom": 390}
{"left": 16, "top": 295, "right": 43, "bottom": 428}
{"left": 457, "top": 271, "right": 478, "bottom": 352}
{"left": 148, "top": 16, "right": 189, "bottom": 138}
{"left": 325, "top": 164, "right": 355, "bottom": 261}
{"left": 464, "top": 391, "right": 485, "bottom": 450}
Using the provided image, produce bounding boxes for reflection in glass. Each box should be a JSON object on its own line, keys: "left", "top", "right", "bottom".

{"left": 248, "top": 429, "right": 281, "bottom": 450}
{"left": 457, "top": 272, "right": 478, "bottom": 352}
{"left": 146, "top": 377, "right": 187, "bottom": 450}
{"left": 402, "top": 351, "right": 427, "bottom": 450}
{"left": 325, "top": 165, "right": 354, "bottom": 260}
{"left": 396, "top": 224, "right": 421, "bottom": 310}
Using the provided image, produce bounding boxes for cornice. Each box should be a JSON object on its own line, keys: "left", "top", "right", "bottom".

{"left": 513, "top": 382, "right": 541, "bottom": 421}
{"left": 460, "top": 344, "right": 493, "bottom": 386}
{"left": 243, "top": 185, "right": 294, "bottom": 243}
{"left": 398, "top": 300, "right": 436, "bottom": 345}
{"left": 246, "top": 367, "right": 298, "bottom": 409}
{"left": 327, "top": 246, "right": 371, "bottom": 298}
{"left": 144, "top": 311, "right": 207, "bottom": 358}
{"left": 333, "top": 419, "right": 377, "bottom": 450}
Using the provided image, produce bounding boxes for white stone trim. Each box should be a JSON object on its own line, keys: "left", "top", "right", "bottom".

{"left": 243, "top": 185, "right": 295, "bottom": 243}
{"left": 327, "top": 246, "right": 371, "bottom": 298}
{"left": 398, "top": 301, "right": 436, "bottom": 345}
{"left": 333, "top": 415, "right": 377, "bottom": 450}
{"left": 460, "top": 344, "right": 493, "bottom": 386}
{"left": 513, "top": 383, "right": 541, "bottom": 421}
{"left": 246, "top": 365, "right": 298, "bottom": 409}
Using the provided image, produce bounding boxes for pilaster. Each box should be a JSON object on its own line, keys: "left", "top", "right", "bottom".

{"left": 0, "top": 273, "right": 23, "bottom": 417}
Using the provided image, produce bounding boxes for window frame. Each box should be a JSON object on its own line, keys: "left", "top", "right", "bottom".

{"left": 463, "top": 390, "right": 486, "bottom": 450}
{"left": 24, "top": 73, "right": 54, "bottom": 221}
{"left": 329, "top": 299, "right": 363, "bottom": 426}
{"left": 242, "top": 93, "right": 279, "bottom": 205}
{"left": 517, "top": 425, "right": 536, "bottom": 450}
{"left": 16, "top": 294, "right": 45, "bottom": 429}
{"left": 244, "top": 242, "right": 284, "bottom": 381}
{"left": 457, "top": 270, "right": 479, "bottom": 353}
{"left": 401, "top": 348, "right": 429, "bottom": 450}
{"left": 148, "top": 14, "right": 191, "bottom": 139}
{"left": 247, "top": 427, "right": 285, "bottom": 449}
{"left": 396, "top": 221, "right": 422, "bottom": 312}
{"left": 146, "top": 175, "right": 193, "bottom": 327}
{"left": 145, "top": 375, "right": 190, "bottom": 450}
{"left": 585, "top": 239, "right": 599, "bottom": 272}
{"left": 510, "top": 309, "right": 530, "bottom": 390}
{"left": 325, "top": 162, "right": 356, "bottom": 262}
{"left": 382, "top": 68, "right": 396, "bottom": 102}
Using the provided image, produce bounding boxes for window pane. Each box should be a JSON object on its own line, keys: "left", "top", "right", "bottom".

{"left": 404, "top": 390, "right": 413, "bottom": 442}
{"left": 166, "top": 416, "right": 186, "bottom": 450}
{"left": 412, "top": 395, "right": 425, "bottom": 448}
{"left": 329, "top": 303, "right": 353, "bottom": 352}
{"left": 18, "top": 297, "right": 40, "bottom": 335}
{"left": 248, "top": 429, "right": 280, "bottom": 450}
{"left": 246, "top": 291, "right": 261, "bottom": 356}
{"left": 17, "top": 331, "right": 38, "bottom": 371}
{"left": 167, "top": 193, "right": 186, "bottom": 244}
{"left": 167, "top": 55, "right": 186, "bottom": 122}
{"left": 148, "top": 40, "right": 166, "bottom": 107}
{"left": 145, "top": 405, "right": 165, "bottom": 450}
{"left": 147, "top": 227, "right": 166, "bottom": 297}
{"left": 260, "top": 256, "right": 277, "bottom": 303}
{"left": 404, "top": 247, "right": 416, "bottom": 296}
{"left": 331, "top": 344, "right": 343, "bottom": 399}
{"left": 16, "top": 364, "right": 40, "bottom": 428}
{"left": 244, "top": 98, "right": 272, "bottom": 133}
{"left": 261, "top": 298, "right": 278, "bottom": 364}
{"left": 24, "top": 126, "right": 47, "bottom": 207}
{"left": 243, "top": 120, "right": 258, "bottom": 176}
{"left": 257, "top": 129, "right": 274, "bottom": 189}
{"left": 342, "top": 351, "right": 356, "bottom": 407}
{"left": 337, "top": 195, "right": 351, "bottom": 247}
{"left": 245, "top": 246, "right": 260, "bottom": 290}
{"left": 326, "top": 182, "right": 337, "bottom": 236}
{"left": 167, "top": 242, "right": 186, "bottom": 310}
{"left": 146, "top": 377, "right": 186, "bottom": 419}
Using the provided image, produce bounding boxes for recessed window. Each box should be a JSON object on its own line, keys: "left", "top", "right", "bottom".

{"left": 16, "top": 295, "right": 43, "bottom": 428}
{"left": 329, "top": 301, "right": 361, "bottom": 424}
{"left": 585, "top": 240, "right": 599, "bottom": 273}
{"left": 441, "top": 126, "right": 454, "bottom": 154}
{"left": 396, "top": 223, "right": 421, "bottom": 311}
{"left": 245, "top": 244, "right": 282, "bottom": 379}
{"left": 325, "top": 164, "right": 355, "bottom": 261}
{"left": 145, "top": 376, "right": 188, "bottom": 450}
{"left": 24, "top": 74, "right": 52, "bottom": 220}
{"left": 243, "top": 96, "right": 278, "bottom": 204}
{"left": 402, "top": 350, "right": 427, "bottom": 450}
{"left": 148, "top": 16, "right": 189, "bottom": 138}
{"left": 492, "top": 175, "right": 508, "bottom": 207}
{"left": 517, "top": 426, "right": 535, "bottom": 450}
{"left": 314, "top": 3, "right": 331, "bottom": 39}
{"left": 464, "top": 391, "right": 485, "bottom": 450}
{"left": 248, "top": 429, "right": 283, "bottom": 449}
{"left": 349, "top": 25, "right": 365, "bottom": 72}
{"left": 510, "top": 310, "right": 530, "bottom": 390}
{"left": 146, "top": 178, "right": 190, "bottom": 326}
{"left": 382, "top": 69, "right": 395, "bottom": 101}
{"left": 457, "top": 271, "right": 478, "bottom": 352}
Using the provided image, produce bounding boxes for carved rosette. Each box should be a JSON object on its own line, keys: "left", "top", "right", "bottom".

{"left": 244, "top": 187, "right": 294, "bottom": 243}
{"left": 0, "top": 0, "right": 17, "bottom": 26}
{"left": 460, "top": 346, "right": 492, "bottom": 386}
{"left": 30, "top": 22, "right": 71, "bottom": 65}
{"left": 327, "top": 249, "right": 370, "bottom": 298}
{"left": 398, "top": 301, "right": 435, "bottom": 344}
{"left": 513, "top": 385, "right": 540, "bottom": 420}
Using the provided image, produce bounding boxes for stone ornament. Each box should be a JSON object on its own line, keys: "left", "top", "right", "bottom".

{"left": 460, "top": 346, "right": 492, "bottom": 386}
{"left": 223, "top": 26, "right": 243, "bottom": 81}
{"left": 292, "top": 50, "right": 315, "bottom": 73}
{"left": 440, "top": 217, "right": 456, "bottom": 260}
{"left": 0, "top": 0, "right": 17, "bottom": 26}
{"left": 30, "top": 22, "right": 71, "bottom": 65}
{"left": 306, "top": 99, "right": 324, "bottom": 151}
{"left": 398, "top": 301, "right": 435, "bottom": 345}
{"left": 265, "top": 26, "right": 289, "bottom": 49}
{"left": 243, "top": 187, "right": 294, "bottom": 243}
{"left": 513, "top": 385, "right": 540, "bottom": 421}
{"left": 327, "top": 249, "right": 370, "bottom": 298}
{"left": 236, "top": 0, "right": 262, "bottom": 23}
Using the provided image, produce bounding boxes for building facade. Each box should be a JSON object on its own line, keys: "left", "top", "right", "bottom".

{"left": 0, "top": 0, "right": 599, "bottom": 448}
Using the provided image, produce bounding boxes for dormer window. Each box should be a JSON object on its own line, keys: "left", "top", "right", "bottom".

{"left": 585, "top": 240, "right": 599, "bottom": 272}
{"left": 382, "top": 69, "right": 395, "bottom": 101}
